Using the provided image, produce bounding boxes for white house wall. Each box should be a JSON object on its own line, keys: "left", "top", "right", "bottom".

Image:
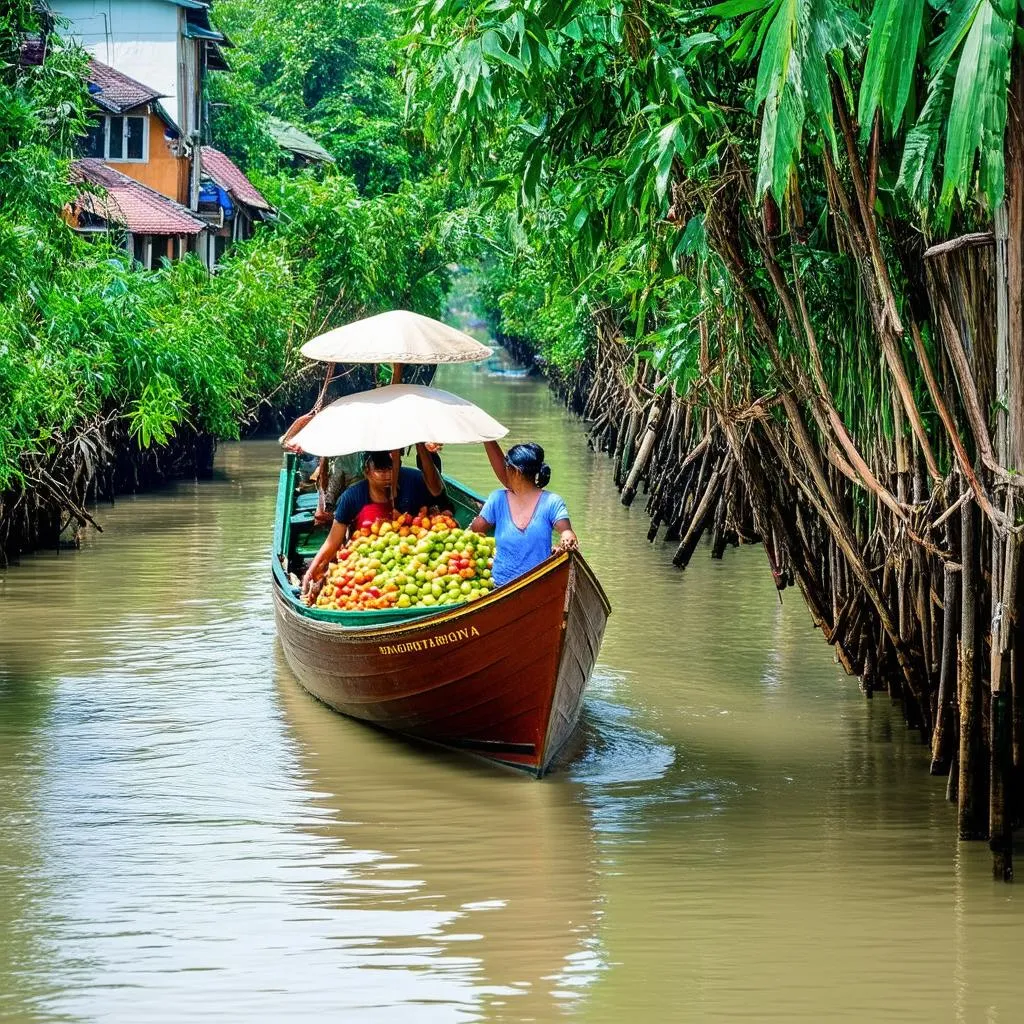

{"left": 53, "top": 0, "right": 182, "bottom": 130}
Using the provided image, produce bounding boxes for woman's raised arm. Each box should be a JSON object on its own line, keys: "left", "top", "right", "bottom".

{"left": 484, "top": 440, "right": 507, "bottom": 486}
{"left": 415, "top": 442, "right": 445, "bottom": 496}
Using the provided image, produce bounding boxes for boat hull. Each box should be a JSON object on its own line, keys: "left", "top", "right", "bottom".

{"left": 274, "top": 551, "right": 609, "bottom": 775}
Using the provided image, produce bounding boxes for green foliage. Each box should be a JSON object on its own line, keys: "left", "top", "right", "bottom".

{"left": 856, "top": 0, "right": 924, "bottom": 139}
{"left": 404, "top": 0, "right": 1024, "bottom": 440}
{"left": 210, "top": 0, "right": 419, "bottom": 194}
{"left": 717, "top": 0, "right": 862, "bottom": 202}
{"left": 206, "top": 72, "right": 283, "bottom": 174}
{"left": 936, "top": 0, "right": 1015, "bottom": 216}
{"left": 0, "top": 8, "right": 462, "bottom": 492}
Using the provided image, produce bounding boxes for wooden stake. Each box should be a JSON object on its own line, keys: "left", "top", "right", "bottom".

{"left": 621, "top": 402, "right": 663, "bottom": 506}
{"left": 958, "top": 497, "right": 987, "bottom": 840}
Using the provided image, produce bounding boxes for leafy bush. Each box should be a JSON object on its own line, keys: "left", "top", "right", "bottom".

{"left": 0, "top": 4, "right": 461, "bottom": 491}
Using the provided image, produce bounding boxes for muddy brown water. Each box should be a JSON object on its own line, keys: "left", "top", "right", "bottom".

{"left": 3, "top": 358, "right": 1024, "bottom": 1023}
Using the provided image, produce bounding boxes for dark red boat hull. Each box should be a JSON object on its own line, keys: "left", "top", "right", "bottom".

{"left": 273, "top": 551, "right": 610, "bottom": 774}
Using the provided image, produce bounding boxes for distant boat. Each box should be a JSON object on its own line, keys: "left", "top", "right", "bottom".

{"left": 272, "top": 454, "right": 611, "bottom": 775}
{"left": 481, "top": 355, "right": 533, "bottom": 378}
{"left": 487, "top": 366, "right": 531, "bottom": 378}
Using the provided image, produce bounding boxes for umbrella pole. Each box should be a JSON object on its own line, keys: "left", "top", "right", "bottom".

{"left": 389, "top": 363, "right": 403, "bottom": 496}
{"left": 312, "top": 362, "right": 338, "bottom": 516}
{"left": 278, "top": 361, "right": 336, "bottom": 450}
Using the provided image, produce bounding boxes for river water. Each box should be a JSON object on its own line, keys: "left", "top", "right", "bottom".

{"left": 3, "top": 357, "right": 1024, "bottom": 1023}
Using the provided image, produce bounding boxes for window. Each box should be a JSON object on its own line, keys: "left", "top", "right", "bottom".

{"left": 78, "top": 115, "right": 148, "bottom": 163}
{"left": 108, "top": 116, "right": 124, "bottom": 159}
{"left": 126, "top": 116, "right": 145, "bottom": 160}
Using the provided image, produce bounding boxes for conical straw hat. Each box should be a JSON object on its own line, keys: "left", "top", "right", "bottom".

{"left": 290, "top": 384, "right": 508, "bottom": 457}
{"left": 301, "top": 310, "right": 492, "bottom": 364}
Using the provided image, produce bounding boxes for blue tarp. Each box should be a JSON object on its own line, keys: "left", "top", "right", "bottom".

{"left": 199, "top": 182, "right": 234, "bottom": 218}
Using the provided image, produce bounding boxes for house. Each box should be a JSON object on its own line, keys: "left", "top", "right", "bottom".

{"left": 197, "top": 145, "right": 272, "bottom": 264}
{"left": 80, "top": 58, "right": 190, "bottom": 205}
{"left": 31, "top": 3, "right": 272, "bottom": 268}
{"left": 49, "top": 0, "right": 230, "bottom": 135}
{"left": 63, "top": 58, "right": 221, "bottom": 267}
{"left": 69, "top": 159, "right": 206, "bottom": 268}
{"left": 266, "top": 116, "right": 335, "bottom": 168}
{"left": 50, "top": 0, "right": 231, "bottom": 206}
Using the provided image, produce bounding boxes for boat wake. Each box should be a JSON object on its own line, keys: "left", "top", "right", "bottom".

{"left": 567, "top": 668, "right": 676, "bottom": 787}
{"left": 563, "top": 666, "right": 742, "bottom": 835}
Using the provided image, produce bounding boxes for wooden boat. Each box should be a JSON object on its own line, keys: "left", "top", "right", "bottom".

{"left": 272, "top": 453, "right": 611, "bottom": 775}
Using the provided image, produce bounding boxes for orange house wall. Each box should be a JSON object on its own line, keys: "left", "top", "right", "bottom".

{"left": 107, "top": 109, "right": 189, "bottom": 205}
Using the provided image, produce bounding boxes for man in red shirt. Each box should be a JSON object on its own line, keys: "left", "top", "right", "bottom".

{"left": 301, "top": 447, "right": 446, "bottom": 595}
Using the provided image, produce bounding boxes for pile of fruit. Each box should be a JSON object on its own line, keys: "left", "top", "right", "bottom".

{"left": 314, "top": 509, "right": 496, "bottom": 612}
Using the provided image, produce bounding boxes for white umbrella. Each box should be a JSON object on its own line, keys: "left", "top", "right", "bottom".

{"left": 290, "top": 384, "right": 508, "bottom": 457}
{"left": 301, "top": 310, "right": 492, "bottom": 364}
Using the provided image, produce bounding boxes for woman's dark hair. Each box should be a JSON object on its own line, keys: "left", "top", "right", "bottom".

{"left": 363, "top": 450, "right": 392, "bottom": 470}
{"left": 505, "top": 442, "right": 551, "bottom": 488}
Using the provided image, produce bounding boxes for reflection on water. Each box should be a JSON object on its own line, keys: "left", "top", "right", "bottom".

{"left": 2, "top": 357, "right": 1024, "bottom": 1022}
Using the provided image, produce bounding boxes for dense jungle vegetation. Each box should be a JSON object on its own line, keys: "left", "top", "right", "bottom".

{"left": 402, "top": 0, "right": 1024, "bottom": 873}
{"left": 0, "top": 0, "right": 460, "bottom": 514}
{"left": 404, "top": 0, "right": 1016, "bottom": 377}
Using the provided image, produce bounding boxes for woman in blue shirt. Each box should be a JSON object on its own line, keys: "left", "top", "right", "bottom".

{"left": 471, "top": 442, "right": 578, "bottom": 587}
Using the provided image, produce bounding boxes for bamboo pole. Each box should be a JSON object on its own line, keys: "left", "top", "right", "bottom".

{"left": 957, "top": 497, "right": 986, "bottom": 840}
{"left": 621, "top": 401, "right": 663, "bottom": 506}
{"left": 931, "top": 561, "right": 961, "bottom": 776}
{"left": 989, "top": 203, "right": 1013, "bottom": 878}
{"left": 990, "top": 525, "right": 1018, "bottom": 878}
{"left": 673, "top": 464, "right": 724, "bottom": 568}
{"left": 616, "top": 406, "right": 639, "bottom": 489}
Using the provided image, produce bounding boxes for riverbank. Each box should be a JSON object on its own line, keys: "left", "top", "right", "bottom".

{"left": 0, "top": 359, "right": 446, "bottom": 565}
{"left": 0, "top": 369, "right": 349, "bottom": 565}
{"left": 494, "top": 308, "right": 1023, "bottom": 874}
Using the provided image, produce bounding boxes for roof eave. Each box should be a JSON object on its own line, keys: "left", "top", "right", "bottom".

{"left": 152, "top": 100, "right": 181, "bottom": 136}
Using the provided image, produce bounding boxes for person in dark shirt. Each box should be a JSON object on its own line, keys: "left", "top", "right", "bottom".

{"left": 301, "top": 447, "right": 445, "bottom": 595}
{"left": 334, "top": 451, "right": 444, "bottom": 530}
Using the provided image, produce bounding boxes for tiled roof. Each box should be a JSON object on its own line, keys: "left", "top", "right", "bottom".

{"left": 71, "top": 160, "right": 206, "bottom": 236}
{"left": 200, "top": 146, "right": 272, "bottom": 212}
{"left": 87, "top": 58, "right": 164, "bottom": 114}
